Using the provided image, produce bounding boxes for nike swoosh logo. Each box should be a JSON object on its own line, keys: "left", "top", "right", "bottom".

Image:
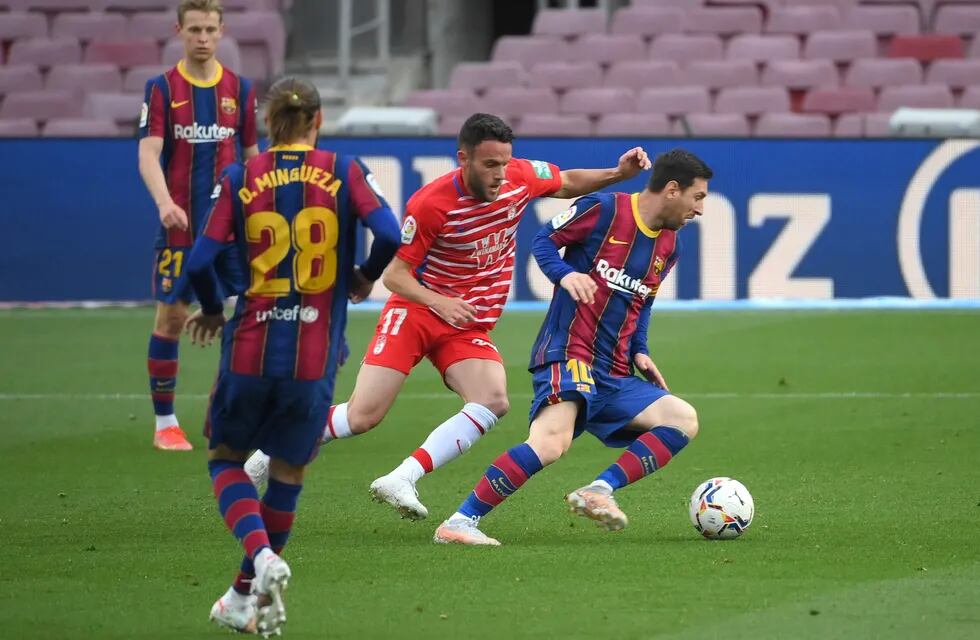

{"left": 171, "top": 100, "right": 190, "bottom": 108}
{"left": 609, "top": 236, "right": 629, "bottom": 245}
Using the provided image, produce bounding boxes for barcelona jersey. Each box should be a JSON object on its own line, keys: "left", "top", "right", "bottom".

{"left": 140, "top": 60, "right": 257, "bottom": 248}
{"left": 530, "top": 192, "right": 679, "bottom": 378}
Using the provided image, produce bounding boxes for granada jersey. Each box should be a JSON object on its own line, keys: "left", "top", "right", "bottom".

{"left": 530, "top": 192, "right": 679, "bottom": 378}
{"left": 202, "top": 144, "right": 391, "bottom": 381}
{"left": 396, "top": 158, "right": 562, "bottom": 328}
{"left": 141, "top": 59, "right": 257, "bottom": 247}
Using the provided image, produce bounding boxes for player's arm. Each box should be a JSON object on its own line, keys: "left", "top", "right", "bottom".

{"left": 382, "top": 258, "right": 476, "bottom": 327}
{"left": 532, "top": 196, "right": 603, "bottom": 304}
{"left": 138, "top": 80, "right": 187, "bottom": 230}
{"left": 346, "top": 158, "right": 400, "bottom": 303}
{"left": 551, "top": 147, "right": 651, "bottom": 199}
{"left": 630, "top": 299, "right": 667, "bottom": 389}
{"left": 240, "top": 79, "right": 260, "bottom": 161}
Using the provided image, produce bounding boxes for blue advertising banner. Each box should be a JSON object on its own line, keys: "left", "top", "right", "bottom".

{"left": 0, "top": 138, "right": 977, "bottom": 302}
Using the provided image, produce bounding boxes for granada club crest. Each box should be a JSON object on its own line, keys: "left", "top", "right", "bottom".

{"left": 373, "top": 334, "right": 387, "bottom": 355}
{"left": 221, "top": 97, "right": 237, "bottom": 114}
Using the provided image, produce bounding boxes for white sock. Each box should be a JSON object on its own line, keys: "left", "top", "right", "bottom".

{"left": 223, "top": 585, "right": 251, "bottom": 604}
{"left": 155, "top": 414, "right": 179, "bottom": 431}
{"left": 590, "top": 479, "right": 615, "bottom": 493}
{"left": 321, "top": 403, "right": 353, "bottom": 443}
{"left": 394, "top": 403, "right": 498, "bottom": 482}
{"left": 450, "top": 511, "right": 471, "bottom": 522}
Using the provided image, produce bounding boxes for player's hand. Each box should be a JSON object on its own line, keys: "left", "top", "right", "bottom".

{"left": 615, "top": 147, "right": 652, "bottom": 180}
{"left": 560, "top": 272, "right": 597, "bottom": 305}
{"left": 158, "top": 200, "right": 188, "bottom": 231}
{"left": 184, "top": 309, "right": 225, "bottom": 347}
{"left": 634, "top": 353, "right": 669, "bottom": 391}
{"left": 349, "top": 266, "right": 373, "bottom": 304}
{"left": 431, "top": 296, "right": 477, "bottom": 327}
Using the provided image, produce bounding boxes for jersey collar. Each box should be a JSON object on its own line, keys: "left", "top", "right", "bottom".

{"left": 177, "top": 59, "right": 223, "bottom": 88}
{"left": 631, "top": 192, "right": 659, "bottom": 238}
{"left": 269, "top": 144, "right": 315, "bottom": 152}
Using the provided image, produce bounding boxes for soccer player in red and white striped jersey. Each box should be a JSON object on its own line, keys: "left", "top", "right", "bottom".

{"left": 245, "top": 113, "right": 650, "bottom": 519}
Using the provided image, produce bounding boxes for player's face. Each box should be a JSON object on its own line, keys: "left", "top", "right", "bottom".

{"left": 665, "top": 178, "right": 708, "bottom": 230}
{"left": 458, "top": 140, "right": 513, "bottom": 203}
{"left": 178, "top": 10, "right": 223, "bottom": 64}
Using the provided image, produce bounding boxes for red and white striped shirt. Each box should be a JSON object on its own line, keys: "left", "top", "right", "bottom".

{"left": 395, "top": 158, "right": 562, "bottom": 328}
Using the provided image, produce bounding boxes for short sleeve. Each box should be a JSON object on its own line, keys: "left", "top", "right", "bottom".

{"left": 202, "top": 166, "right": 242, "bottom": 242}
{"left": 546, "top": 193, "right": 604, "bottom": 248}
{"left": 239, "top": 78, "right": 257, "bottom": 148}
{"left": 514, "top": 158, "right": 562, "bottom": 198}
{"left": 346, "top": 157, "right": 391, "bottom": 219}
{"left": 394, "top": 197, "right": 446, "bottom": 268}
{"left": 140, "top": 77, "right": 167, "bottom": 139}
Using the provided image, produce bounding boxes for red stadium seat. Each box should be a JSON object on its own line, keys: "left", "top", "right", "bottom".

{"left": 766, "top": 6, "right": 841, "bottom": 35}
{"left": 781, "top": 0, "right": 856, "bottom": 8}
{"left": 594, "top": 113, "right": 671, "bottom": 136}
{"left": 0, "top": 89, "right": 81, "bottom": 120}
{"left": 958, "top": 86, "right": 980, "bottom": 108}
{"left": 221, "top": 10, "right": 285, "bottom": 78}
{"left": 877, "top": 84, "right": 955, "bottom": 110}
{"left": 715, "top": 86, "right": 790, "bottom": 115}
{"left": 604, "top": 60, "right": 680, "bottom": 89}
{"left": 122, "top": 64, "right": 167, "bottom": 92}
{"left": 609, "top": 7, "right": 686, "bottom": 40}
{"left": 927, "top": 59, "right": 980, "bottom": 89}
{"left": 85, "top": 38, "right": 160, "bottom": 68}
{"left": 842, "top": 5, "right": 919, "bottom": 36}
{"left": 46, "top": 63, "right": 123, "bottom": 93}
{"left": 481, "top": 87, "right": 560, "bottom": 120}
{"left": 52, "top": 12, "right": 128, "bottom": 42}
{"left": 42, "top": 117, "right": 121, "bottom": 136}
{"left": 833, "top": 112, "right": 863, "bottom": 136}
{"left": 632, "top": 0, "right": 702, "bottom": 7}
{"left": 887, "top": 35, "right": 964, "bottom": 61}
{"left": 516, "top": 113, "right": 591, "bottom": 137}
{"left": 528, "top": 62, "right": 603, "bottom": 92}
{"left": 161, "top": 37, "right": 241, "bottom": 75}
{"left": 560, "top": 87, "right": 636, "bottom": 117}
{"left": 862, "top": 112, "right": 895, "bottom": 137}
{"left": 0, "top": 12, "right": 48, "bottom": 41}
{"left": 566, "top": 34, "right": 646, "bottom": 65}
{"left": 636, "top": 86, "right": 711, "bottom": 116}
{"left": 448, "top": 62, "right": 526, "bottom": 93}
{"left": 82, "top": 91, "right": 142, "bottom": 122}
{"left": 0, "top": 64, "right": 43, "bottom": 96}
{"left": 531, "top": 8, "right": 607, "bottom": 39}
{"left": 754, "top": 112, "right": 831, "bottom": 137}
{"left": 933, "top": 6, "right": 980, "bottom": 37}
{"left": 12, "top": 0, "right": 99, "bottom": 10}
{"left": 491, "top": 36, "right": 569, "bottom": 69}
{"left": 726, "top": 34, "right": 801, "bottom": 63}
{"left": 649, "top": 34, "right": 724, "bottom": 63}
{"left": 970, "top": 35, "right": 980, "bottom": 58}
{"left": 437, "top": 115, "right": 467, "bottom": 137}
{"left": 0, "top": 118, "right": 39, "bottom": 136}
{"left": 684, "top": 7, "right": 763, "bottom": 36}
{"left": 804, "top": 30, "right": 877, "bottom": 62}
{"left": 403, "top": 89, "right": 479, "bottom": 117}
{"left": 684, "top": 60, "right": 759, "bottom": 90}
{"left": 844, "top": 58, "right": 923, "bottom": 89}
{"left": 7, "top": 37, "right": 83, "bottom": 67}
{"left": 677, "top": 113, "right": 750, "bottom": 136}
{"left": 801, "top": 86, "right": 876, "bottom": 113}
{"left": 127, "top": 12, "right": 177, "bottom": 43}
{"left": 761, "top": 60, "right": 839, "bottom": 89}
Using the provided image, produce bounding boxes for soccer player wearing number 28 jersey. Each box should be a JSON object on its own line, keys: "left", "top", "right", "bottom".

{"left": 434, "top": 149, "right": 713, "bottom": 546}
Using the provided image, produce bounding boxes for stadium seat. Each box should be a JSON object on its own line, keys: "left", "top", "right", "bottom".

{"left": 0, "top": 89, "right": 81, "bottom": 121}
{"left": 594, "top": 112, "right": 671, "bottom": 136}
{"left": 684, "top": 7, "right": 763, "bottom": 36}
{"left": 161, "top": 37, "right": 241, "bottom": 75}
{"left": 754, "top": 112, "right": 832, "bottom": 137}
{"left": 83, "top": 91, "right": 141, "bottom": 122}
{"left": 970, "top": 36, "right": 980, "bottom": 58}
{"left": 927, "top": 59, "right": 980, "bottom": 89}
{"left": 781, "top": 0, "right": 854, "bottom": 7}
{"left": 842, "top": 5, "right": 919, "bottom": 36}
{"left": 437, "top": 114, "right": 466, "bottom": 136}
{"left": 877, "top": 84, "right": 955, "bottom": 110}
{"left": 491, "top": 36, "right": 569, "bottom": 69}
{"left": 684, "top": 60, "right": 758, "bottom": 90}
{"left": 715, "top": 86, "right": 790, "bottom": 115}
{"left": 833, "top": 112, "right": 863, "bottom": 136}
{"left": 636, "top": 86, "right": 711, "bottom": 115}
{"left": 566, "top": 34, "right": 646, "bottom": 65}
{"left": 932, "top": 6, "right": 980, "bottom": 37}
{"left": 801, "top": 86, "right": 876, "bottom": 113}
{"left": 528, "top": 62, "right": 603, "bottom": 92}
{"left": 52, "top": 12, "right": 128, "bottom": 42}
{"left": 221, "top": 10, "right": 286, "bottom": 78}
{"left": 632, "top": 0, "right": 702, "bottom": 7}
{"left": 677, "top": 112, "right": 750, "bottom": 136}
{"left": 531, "top": 8, "right": 606, "bottom": 39}
{"left": 761, "top": 59, "right": 839, "bottom": 89}
{"left": 0, "top": 118, "right": 39, "bottom": 136}
{"left": 0, "top": 12, "right": 48, "bottom": 41}
{"left": 516, "top": 113, "right": 591, "bottom": 136}
{"left": 766, "top": 6, "right": 841, "bottom": 35}
{"left": 127, "top": 12, "right": 177, "bottom": 43}
{"left": 100, "top": 0, "right": 173, "bottom": 8}
{"left": 887, "top": 35, "right": 964, "bottom": 60}
{"left": 7, "top": 37, "right": 83, "bottom": 67}
{"left": 13, "top": 0, "right": 98, "bottom": 11}
{"left": 804, "top": 30, "right": 877, "bottom": 62}
{"left": 560, "top": 87, "right": 635, "bottom": 117}
{"left": 844, "top": 58, "right": 923, "bottom": 88}
{"left": 726, "top": 34, "right": 801, "bottom": 63}
{"left": 122, "top": 64, "right": 167, "bottom": 92}
{"left": 85, "top": 38, "right": 160, "bottom": 68}
{"left": 46, "top": 63, "right": 123, "bottom": 93}
{"left": 0, "top": 64, "right": 43, "bottom": 95}
{"left": 862, "top": 112, "right": 894, "bottom": 137}
{"left": 604, "top": 60, "right": 680, "bottom": 89}
{"left": 481, "top": 87, "right": 560, "bottom": 120}
{"left": 958, "top": 86, "right": 980, "bottom": 108}
{"left": 403, "top": 89, "right": 479, "bottom": 117}
{"left": 448, "top": 61, "right": 526, "bottom": 93}
{"left": 42, "top": 117, "right": 121, "bottom": 136}
{"left": 648, "top": 34, "right": 724, "bottom": 62}
{"left": 609, "top": 7, "right": 686, "bottom": 40}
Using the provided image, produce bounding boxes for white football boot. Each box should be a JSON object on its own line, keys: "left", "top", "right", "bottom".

{"left": 369, "top": 473, "right": 429, "bottom": 520}
{"left": 433, "top": 515, "right": 501, "bottom": 546}
{"left": 252, "top": 549, "right": 291, "bottom": 638}
{"left": 209, "top": 586, "right": 257, "bottom": 634}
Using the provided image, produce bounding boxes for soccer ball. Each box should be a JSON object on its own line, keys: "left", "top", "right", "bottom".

{"left": 689, "top": 477, "right": 754, "bottom": 540}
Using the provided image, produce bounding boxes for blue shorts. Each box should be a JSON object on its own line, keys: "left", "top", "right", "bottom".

{"left": 529, "top": 360, "right": 670, "bottom": 448}
{"left": 152, "top": 244, "right": 247, "bottom": 305}
{"left": 205, "top": 371, "right": 334, "bottom": 466}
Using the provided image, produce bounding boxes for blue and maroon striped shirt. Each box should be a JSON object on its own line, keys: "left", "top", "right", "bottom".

{"left": 530, "top": 192, "right": 679, "bottom": 378}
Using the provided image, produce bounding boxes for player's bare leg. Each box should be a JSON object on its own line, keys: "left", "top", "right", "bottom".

{"left": 149, "top": 300, "right": 192, "bottom": 450}
{"left": 377, "top": 358, "right": 508, "bottom": 521}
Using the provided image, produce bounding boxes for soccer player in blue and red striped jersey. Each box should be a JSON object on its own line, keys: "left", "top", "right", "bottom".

{"left": 183, "top": 78, "right": 400, "bottom": 632}
{"left": 137, "top": 0, "right": 258, "bottom": 451}
{"left": 433, "top": 149, "right": 713, "bottom": 546}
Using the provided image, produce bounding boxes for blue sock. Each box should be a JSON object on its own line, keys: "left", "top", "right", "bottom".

{"left": 148, "top": 333, "right": 179, "bottom": 416}
{"left": 458, "top": 443, "right": 543, "bottom": 518}
{"left": 235, "top": 478, "right": 303, "bottom": 594}
{"left": 596, "top": 426, "right": 689, "bottom": 490}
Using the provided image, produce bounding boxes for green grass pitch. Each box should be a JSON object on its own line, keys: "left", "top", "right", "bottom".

{"left": 1, "top": 308, "right": 978, "bottom": 639}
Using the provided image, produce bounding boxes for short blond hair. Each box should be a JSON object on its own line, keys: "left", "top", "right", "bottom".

{"left": 177, "top": 0, "right": 224, "bottom": 25}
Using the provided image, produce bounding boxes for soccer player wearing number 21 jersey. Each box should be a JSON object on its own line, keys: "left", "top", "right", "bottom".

{"left": 434, "top": 149, "right": 713, "bottom": 545}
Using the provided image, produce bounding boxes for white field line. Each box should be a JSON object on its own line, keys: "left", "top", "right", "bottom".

{"left": 0, "top": 392, "right": 977, "bottom": 401}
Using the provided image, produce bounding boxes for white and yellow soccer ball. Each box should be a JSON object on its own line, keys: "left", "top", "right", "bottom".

{"left": 689, "top": 477, "right": 754, "bottom": 540}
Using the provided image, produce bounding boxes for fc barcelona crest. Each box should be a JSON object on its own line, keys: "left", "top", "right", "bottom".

{"left": 221, "top": 97, "right": 237, "bottom": 114}
{"left": 653, "top": 256, "right": 665, "bottom": 275}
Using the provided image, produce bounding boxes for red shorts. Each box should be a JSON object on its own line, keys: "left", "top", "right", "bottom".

{"left": 362, "top": 298, "right": 503, "bottom": 376}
